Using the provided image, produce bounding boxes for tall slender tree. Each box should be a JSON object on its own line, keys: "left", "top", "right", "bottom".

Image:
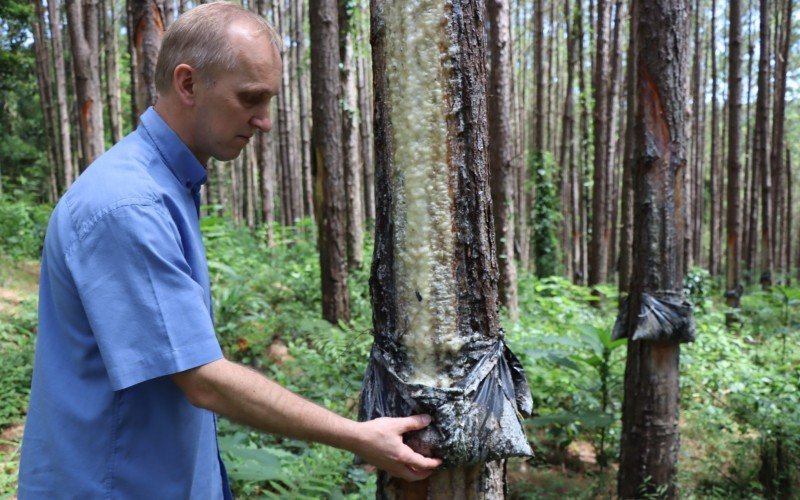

{"left": 310, "top": 0, "right": 351, "bottom": 323}
{"left": 489, "top": 0, "right": 519, "bottom": 321}
{"left": 726, "top": 0, "right": 743, "bottom": 314}
{"left": 101, "top": 0, "right": 123, "bottom": 144}
{"left": 617, "top": 0, "right": 694, "bottom": 497}
{"left": 753, "top": 0, "right": 772, "bottom": 289}
{"left": 589, "top": 0, "right": 611, "bottom": 286}
{"left": 128, "top": 0, "right": 164, "bottom": 119}
{"left": 47, "top": 0, "right": 76, "bottom": 189}
{"left": 66, "top": 0, "right": 106, "bottom": 167}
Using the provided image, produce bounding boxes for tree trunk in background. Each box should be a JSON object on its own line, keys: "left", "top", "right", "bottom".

{"left": 295, "top": 0, "right": 314, "bottom": 222}
{"left": 605, "top": 0, "right": 623, "bottom": 281}
{"left": 753, "top": 0, "right": 772, "bottom": 289}
{"left": 770, "top": 0, "right": 791, "bottom": 281}
{"left": 488, "top": 0, "right": 519, "bottom": 321}
{"left": 273, "top": 0, "right": 302, "bottom": 226}
{"left": 163, "top": 0, "right": 176, "bottom": 26}
{"left": 577, "top": 0, "right": 590, "bottom": 285}
{"left": 102, "top": 0, "right": 123, "bottom": 144}
{"left": 368, "top": 0, "right": 512, "bottom": 494}
{"left": 48, "top": 0, "right": 77, "bottom": 190}
{"left": 257, "top": 124, "right": 276, "bottom": 246}
{"left": 618, "top": 1, "right": 691, "bottom": 497}
{"left": 514, "top": 0, "right": 530, "bottom": 276}
{"left": 618, "top": 0, "right": 636, "bottom": 295}
{"left": 32, "top": 0, "right": 59, "bottom": 202}
{"left": 560, "top": 0, "right": 578, "bottom": 282}
{"left": 66, "top": 0, "right": 106, "bottom": 168}
{"left": 589, "top": 0, "right": 610, "bottom": 286}
{"left": 310, "top": 0, "right": 351, "bottom": 324}
{"left": 743, "top": 3, "right": 757, "bottom": 280}
{"left": 691, "top": 0, "right": 706, "bottom": 268}
{"left": 128, "top": 0, "right": 164, "bottom": 121}
{"left": 708, "top": 0, "right": 722, "bottom": 277}
{"left": 339, "top": 0, "right": 364, "bottom": 270}
{"left": 356, "top": 15, "right": 375, "bottom": 225}
{"left": 726, "top": 0, "right": 743, "bottom": 314}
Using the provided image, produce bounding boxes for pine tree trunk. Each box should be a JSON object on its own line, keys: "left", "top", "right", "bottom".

{"left": 102, "top": 0, "right": 123, "bottom": 144}
{"left": 365, "top": 0, "right": 531, "bottom": 495}
{"left": 604, "top": 0, "right": 623, "bottom": 281}
{"left": 48, "top": 0, "right": 77, "bottom": 190}
{"left": 32, "top": 0, "right": 60, "bottom": 202}
{"left": 770, "top": 0, "right": 791, "bottom": 281}
{"left": 617, "top": 1, "right": 692, "bottom": 497}
{"left": 753, "top": 0, "right": 772, "bottom": 289}
{"left": 577, "top": 0, "right": 590, "bottom": 285}
{"left": 726, "top": 0, "right": 743, "bottom": 313}
{"left": 128, "top": 0, "right": 164, "bottom": 119}
{"left": 66, "top": 0, "right": 106, "bottom": 168}
{"left": 560, "top": 0, "right": 578, "bottom": 282}
{"left": 339, "top": 1, "right": 364, "bottom": 270}
{"left": 295, "top": 0, "right": 314, "bottom": 222}
{"left": 488, "top": 0, "right": 518, "bottom": 321}
{"left": 310, "top": 0, "right": 351, "bottom": 324}
{"left": 619, "top": 0, "right": 636, "bottom": 295}
{"left": 274, "top": 0, "right": 303, "bottom": 225}
{"left": 356, "top": 16, "right": 375, "bottom": 225}
{"left": 588, "top": 0, "right": 611, "bottom": 286}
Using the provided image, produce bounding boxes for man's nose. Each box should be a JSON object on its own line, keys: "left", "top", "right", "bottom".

{"left": 250, "top": 110, "right": 272, "bottom": 133}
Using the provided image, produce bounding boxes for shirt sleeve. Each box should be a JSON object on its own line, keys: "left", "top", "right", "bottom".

{"left": 67, "top": 200, "right": 223, "bottom": 391}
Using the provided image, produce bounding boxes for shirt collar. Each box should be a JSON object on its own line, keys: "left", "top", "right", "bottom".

{"left": 138, "top": 107, "right": 207, "bottom": 192}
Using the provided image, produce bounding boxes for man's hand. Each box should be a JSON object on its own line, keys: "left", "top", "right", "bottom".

{"left": 172, "top": 360, "right": 441, "bottom": 481}
{"left": 353, "top": 415, "right": 442, "bottom": 481}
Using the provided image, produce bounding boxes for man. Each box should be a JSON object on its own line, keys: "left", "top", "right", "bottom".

{"left": 18, "top": 3, "right": 440, "bottom": 497}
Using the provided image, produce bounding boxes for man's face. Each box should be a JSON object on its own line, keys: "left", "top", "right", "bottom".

{"left": 192, "top": 23, "right": 281, "bottom": 163}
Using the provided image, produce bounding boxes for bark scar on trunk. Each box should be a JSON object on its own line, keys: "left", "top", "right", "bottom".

{"left": 638, "top": 65, "right": 670, "bottom": 165}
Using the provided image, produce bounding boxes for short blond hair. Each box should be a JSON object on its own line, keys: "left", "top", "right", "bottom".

{"left": 154, "top": 1, "right": 281, "bottom": 94}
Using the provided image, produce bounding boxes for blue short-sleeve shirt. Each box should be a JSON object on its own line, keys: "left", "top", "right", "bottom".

{"left": 19, "top": 108, "right": 232, "bottom": 499}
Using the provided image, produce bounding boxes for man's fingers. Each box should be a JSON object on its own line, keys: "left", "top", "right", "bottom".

{"left": 401, "top": 465, "right": 434, "bottom": 481}
{"left": 403, "top": 448, "right": 442, "bottom": 470}
{"left": 399, "top": 414, "right": 433, "bottom": 432}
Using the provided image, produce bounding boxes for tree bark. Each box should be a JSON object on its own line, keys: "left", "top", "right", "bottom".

{"left": 295, "top": 0, "right": 315, "bottom": 222}
{"left": 617, "top": 0, "right": 692, "bottom": 497}
{"left": 102, "top": 0, "right": 123, "bottom": 144}
{"left": 770, "top": 0, "right": 791, "bottom": 280}
{"left": 488, "top": 0, "right": 518, "bottom": 321}
{"left": 619, "top": 0, "right": 637, "bottom": 294}
{"left": 310, "top": 0, "right": 351, "bottom": 323}
{"left": 128, "top": 0, "right": 164, "bottom": 120}
{"left": 356, "top": 16, "right": 375, "bottom": 225}
{"left": 560, "top": 0, "right": 578, "bottom": 282}
{"left": 339, "top": 0, "right": 365, "bottom": 269}
{"left": 709, "top": 0, "right": 723, "bottom": 277}
{"left": 725, "top": 0, "right": 744, "bottom": 314}
{"left": 588, "top": 0, "right": 611, "bottom": 286}
{"left": 48, "top": 0, "right": 77, "bottom": 190}
{"left": 605, "top": 0, "right": 623, "bottom": 281}
{"left": 364, "top": 0, "right": 535, "bottom": 496}
{"left": 32, "top": 0, "right": 60, "bottom": 202}
{"left": 66, "top": 0, "right": 106, "bottom": 168}
{"left": 753, "top": 0, "right": 772, "bottom": 289}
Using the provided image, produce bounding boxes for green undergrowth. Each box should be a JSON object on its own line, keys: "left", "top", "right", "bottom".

{"left": 1, "top": 206, "right": 799, "bottom": 497}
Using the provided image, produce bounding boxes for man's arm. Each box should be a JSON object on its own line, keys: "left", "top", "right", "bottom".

{"left": 171, "top": 358, "right": 441, "bottom": 481}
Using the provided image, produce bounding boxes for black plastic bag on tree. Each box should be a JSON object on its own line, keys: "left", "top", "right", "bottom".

{"left": 612, "top": 292, "right": 696, "bottom": 343}
{"left": 357, "top": 340, "right": 533, "bottom": 467}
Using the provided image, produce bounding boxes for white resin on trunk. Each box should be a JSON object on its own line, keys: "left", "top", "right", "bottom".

{"left": 384, "top": 0, "right": 461, "bottom": 386}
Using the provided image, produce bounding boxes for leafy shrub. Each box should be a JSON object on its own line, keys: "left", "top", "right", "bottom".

{"left": 0, "top": 200, "right": 51, "bottom": 259}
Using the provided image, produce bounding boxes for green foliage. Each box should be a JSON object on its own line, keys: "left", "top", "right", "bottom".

{"left": 0, "top": 199, "right": 51, "bottom": 259}
{"left": 202, "top": 217, "right": 375, "bottom": 497}
{"left": 529, "top": 151, "right": 561, "bottom": 278}
{"left": 0, "top": 297, "right": 36, "bottom": 430}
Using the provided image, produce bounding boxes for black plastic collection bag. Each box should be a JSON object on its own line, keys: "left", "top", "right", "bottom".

{"left": 358, "top": 340, "right": 533, "bottom": 467}
{"left": 612, "top": 292, "right": 696, "bottom": 343}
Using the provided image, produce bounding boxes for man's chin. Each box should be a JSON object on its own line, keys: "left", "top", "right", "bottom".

{"left": 211, "top": 150, "right": 244, "bottom": 162}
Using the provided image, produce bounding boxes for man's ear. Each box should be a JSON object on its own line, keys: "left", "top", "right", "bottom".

{"left": 173, "top": 64, "right": 197, "bottom": 106}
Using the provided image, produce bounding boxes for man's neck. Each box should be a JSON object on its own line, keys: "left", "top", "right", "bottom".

{"left": 153, "top": 98, "right": 209, "bottom": 167}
